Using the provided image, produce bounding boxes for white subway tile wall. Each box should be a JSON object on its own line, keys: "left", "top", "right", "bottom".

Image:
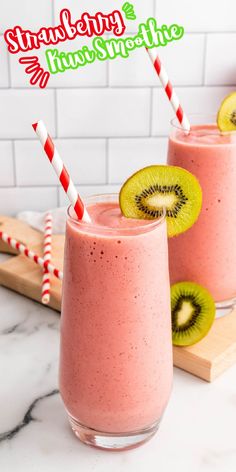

{"left": 155, "top": 0, "right": 236, "bottom": 32}
{"left": 109, "top": 34, "right": 205, "bottom": 87}
{"left": 15, "top": 139, "right": 106, "bottom": 185}
{"left": 54, "top": 0, "right": 155, "bottom": 34}
{"left": 0, "top": 37, "right": 9, "bottom": 87}
{"left": 152, "top": 87, "right": 236, "bottom": 136}
{"left": 0, "top": 0, "right": 52, "bottom": 32}
{"left": 59, "top": 185, "right": 121, "bottom": 207}
{"left": 108, "top": 138, "right": 168, "bottom": 183}
{"left": 205, "top": 34, "right": 236, "bottom": 85}
{"left": 0, "top": 90, "right": 55, "bottom": 139}
{"left": 0, "top": 142, "right": 14, "bottom": 186}
{"left": 0, "top": 188, "right": 58, "bottom": 216}
{"left": 0, "top": 0, "right": 236, "bottom": 214}
{"left": 57, "top": 89, "right": 151, "bottom": 137}
{"left": 9, "top": 37, "right": 108, "bottom": 88}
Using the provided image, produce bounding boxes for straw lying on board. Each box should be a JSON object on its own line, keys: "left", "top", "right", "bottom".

{"left": 0, "top": 231, "right": 63, "bottom": 280}
{"left": 41, "top": 213, "right": 53, "bottom": 304}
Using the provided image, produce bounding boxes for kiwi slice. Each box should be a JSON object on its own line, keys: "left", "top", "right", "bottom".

{"left": 171, "top": 282, "right": 215, "bottom": 347}
{"left": 217, "top": 92, "right": 236, "bottom": 131}
{"left": 119, "top": 165, "right": 202, "bottom": 237}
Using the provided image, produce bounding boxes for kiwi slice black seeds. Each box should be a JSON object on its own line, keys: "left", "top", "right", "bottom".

{"left": 135, "top": 183, "right": 188, "bottom": 219}
{"left": 172, "top": 295, "right": 201, "bottom": 332}
{"left": 230, "top": 110, "right": 236, "bottom": 126}
{"left": 171, "top": 282, "right": 215, "bottom": 346}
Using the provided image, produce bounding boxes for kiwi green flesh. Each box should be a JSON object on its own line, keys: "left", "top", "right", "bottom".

{"left": 171, "top": 282, "right": 215, "bottom": 347}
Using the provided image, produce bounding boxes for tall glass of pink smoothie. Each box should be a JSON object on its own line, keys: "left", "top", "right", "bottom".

{"left": 168, "top": 115, "right": 236, "bottom": 309}
{"left": 59, "top": 194, "right": 173, "bottom": 450}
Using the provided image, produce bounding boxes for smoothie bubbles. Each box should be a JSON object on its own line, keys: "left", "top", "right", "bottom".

{"left": 61, "top": 195, "right": 172, "bottom": 449}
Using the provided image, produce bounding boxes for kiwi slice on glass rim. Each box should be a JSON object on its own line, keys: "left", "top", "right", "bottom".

{"left": 217, "top": 92, "right": 236, "bottom": 131}
{"left": 171, "top": 282, "right": 215, "bottom": 347}
{"left": 119, "top": 165, "right": 202, "bottom": 237}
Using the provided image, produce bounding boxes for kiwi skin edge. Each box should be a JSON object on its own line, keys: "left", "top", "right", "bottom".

{"left": 119, "top": 165, "right": 203, "bottom": 238}
{"left": 217, "top": 91, "right": 236, "bottom": 132}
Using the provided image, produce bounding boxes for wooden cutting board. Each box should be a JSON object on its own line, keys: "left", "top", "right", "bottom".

{"left": 0, "top": 215, "right": 64, "bottom": 311}
{"left": 0, "top": 215, "right": 236, "bottom": 382}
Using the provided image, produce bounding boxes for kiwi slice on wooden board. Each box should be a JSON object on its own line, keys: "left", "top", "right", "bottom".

{"left": 119, "top": 165, "right": 202, "bottom": 237}
{"left": 171, "top": 282, "right": 215, "bottom": 347}
{"left": 217, "top": 92, "right": 236, "bottom": 132}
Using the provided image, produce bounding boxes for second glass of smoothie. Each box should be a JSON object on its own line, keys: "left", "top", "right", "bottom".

{"left": 59, "top": 194, "right": 173, "bottom": 450}
{"left": 168, "top": 115, "right": 236, "bottom": 309}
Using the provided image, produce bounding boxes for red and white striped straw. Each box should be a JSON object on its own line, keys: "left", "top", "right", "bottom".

{"left": 41, "top": 213, "right": 53, "bottom": 305}
{"left": 0, "top": 231, "right": 63, "bottom": 281}
{"left": 146, "top": 48, "right": 191, "bottom": 132}
{"left": 32, "top": 120, "right": 91, "bottom": 223}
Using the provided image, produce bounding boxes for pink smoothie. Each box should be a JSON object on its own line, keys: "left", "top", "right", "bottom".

{"left": 60, "top": 198, "right": 172, "bottom": 434}
{"left": 168, "top": 124, "right": 236, "bottom": 302}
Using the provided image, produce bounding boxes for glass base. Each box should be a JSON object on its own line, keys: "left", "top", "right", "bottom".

{"left": 215, "top": 297, "right": 236, "bottom": 318}
{"left": 68, "top": 415, "right": 160, "bottom": 451}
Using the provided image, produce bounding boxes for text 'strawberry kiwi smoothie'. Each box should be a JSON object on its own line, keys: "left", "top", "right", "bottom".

{"left": 168, "top": 121, "right": 236, "bottom": 303}
{"left": 59, "top": 194, "right": 173, "bottom": 449}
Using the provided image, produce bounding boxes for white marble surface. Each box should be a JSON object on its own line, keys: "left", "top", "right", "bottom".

{"left": 0, "top": 255, "right": 236, "bottom": 472}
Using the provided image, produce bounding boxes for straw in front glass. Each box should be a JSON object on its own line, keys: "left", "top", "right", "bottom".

{"left": 32, "top": 120, "right": 91, "bottom": 223}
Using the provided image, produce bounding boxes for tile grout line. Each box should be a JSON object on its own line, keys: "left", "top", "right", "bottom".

{"left": 0, "top": 84, "right": 235, "bottom": 90}
{"left": 202, "top": 33, "right": 208, "bottom": 86}
{"left": 106, "top": 139, "right": 109, "bottom": 184}
{"left": 1, "top": 184, "right": 122, "bottom": 190}
{"left": 51, "top": 0, "right": 55, "bottom": 26}
{"left": 11, "top": 141, "right": 17, "bottom": 186}
{"left": 149, "top": 88, "right": 153, "bottom": 137}
{"left": 57, "top": 187, "right": 60, "bottom": 207}
{"left": 0, "top": 135, "right": 169, "bottom": 141}
{"left": 0, "top": 135, "right": 170, "bottom": 142}
{"left": 54, "top": 89, "right": 58, "bottom": 137}
{"left": 153, "top": 0, "right": 157, "bottom": 17}
{"left": 6, "top": 44, "right": 12, "bottom": 89}
{"left": 106, "top": 46, "right": 110, "bottom": 87}
{"left": 52, "top": 0, "right": 58, "bottom": 152}
{"left": 52, "top": 0, "right": 59, "bottom": 139}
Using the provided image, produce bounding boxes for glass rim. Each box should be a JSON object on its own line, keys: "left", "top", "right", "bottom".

{"left": 67, "top": 193, "right": 166, "bottom": 235}
{"left": 170, "top": 113, "right": 236, "bottom": 136}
